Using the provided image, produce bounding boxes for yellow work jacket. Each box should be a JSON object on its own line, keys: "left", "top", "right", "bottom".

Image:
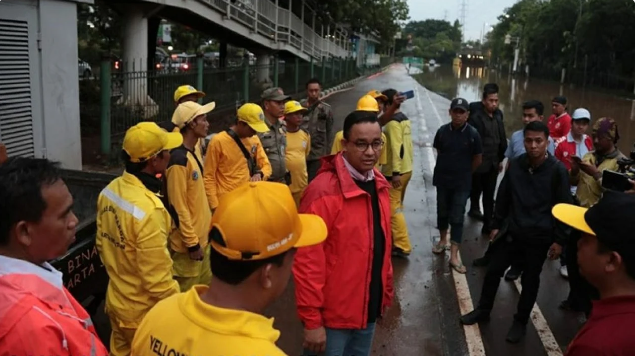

{"left": 331, "top": 130, "right": 388, "bottom": 168}
{"left": 165, "top": 145, "right": 212, "bottom": 253}
{"left": 131, "top": 286, "right": 286, "bottom": 356}
{"left": 96, "top": 172, "right": 180, "bottom": 328}
{"left": 382, "top": 113, "right": 414, "bottom": 176}
{"left": 203, "top": 131, "right": 272, "bottom": 209}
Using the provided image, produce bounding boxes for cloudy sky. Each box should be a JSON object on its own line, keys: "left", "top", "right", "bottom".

{"left": 406, "top": 0, "right": 517, "bottom": 41}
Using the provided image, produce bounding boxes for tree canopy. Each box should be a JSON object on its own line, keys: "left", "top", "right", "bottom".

{"left": 397, "top": 19, "right": 462, "bottom": 63}
{"left": 485, "top": 0, "right": 635, "bottom": 79}
{"left": 314, "top": 0, "right": 409, "bottom": 47}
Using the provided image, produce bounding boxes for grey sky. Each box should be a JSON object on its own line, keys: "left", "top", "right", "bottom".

{"left": 406, "top": 0, "right": 517, "bottom": 41}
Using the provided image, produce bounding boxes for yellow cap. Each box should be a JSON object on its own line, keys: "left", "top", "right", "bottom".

{"left": 284, "top": 101, "right": 307, "bottom": 115}
{"left": 123, "top": 122, "right": 183, "bottom": 163}
{"left": 174, "top": 85, "right": 205, "bottom": 103}
{"left": 237, "top": 103, "right": 270, "bottom": 133}
{"left": 210, "top": 181, "right": 327, "bottom": 260}
{"left": 366, "top": 90, "right": 388, "bottom": 102}
{"left": 356, "top": 94, "right": 380, "bottom": 112}
{"left": 552, "top": 204, "right": 595, "bottom": 236}
{"left": 171, "top": 101, "right": 216, "bottom": 129}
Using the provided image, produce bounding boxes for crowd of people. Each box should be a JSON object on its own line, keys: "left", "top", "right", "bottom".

{"left": 1, "top": 72, "right": 635, "bottom": 356}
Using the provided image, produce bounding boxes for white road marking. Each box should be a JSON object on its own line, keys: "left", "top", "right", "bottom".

{"left": 422, "top": 86, "right": 446, "bottom": 128}
{"left": 513, "top": 280, "right": 564, "bottom": 356}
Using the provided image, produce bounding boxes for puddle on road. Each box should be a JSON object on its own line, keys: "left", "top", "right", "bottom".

{"left": 412, "top": 65, "right": 635, "bottom": 154}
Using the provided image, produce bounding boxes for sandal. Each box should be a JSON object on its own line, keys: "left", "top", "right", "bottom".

{"left": 450, "top": 261, "right": 467, "bottom": 274}
{"left": 432, "top": 243, "right": 450, "bottom": 254}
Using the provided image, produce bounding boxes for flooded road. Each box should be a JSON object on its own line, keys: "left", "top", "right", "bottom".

{"left": 413, "top": 65, "right": 635, "bottom": 155}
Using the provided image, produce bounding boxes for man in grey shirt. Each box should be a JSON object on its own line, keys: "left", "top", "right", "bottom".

{"left": 505, "top": 100, "right": 555, "bottom": 162}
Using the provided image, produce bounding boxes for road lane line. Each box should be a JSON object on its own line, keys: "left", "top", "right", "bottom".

{"left": 421, "top": 86, "right": 445, "bottom": 128}
{"left": 513, "top": 280, "right": 564, "bottom": 356}
{"left": 426, "top": 146, "right": 486, "bottom": 356}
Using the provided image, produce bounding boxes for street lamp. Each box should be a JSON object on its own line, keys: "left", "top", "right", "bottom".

{"left": 504, "top": 34, "right": 521, "bottom": 74}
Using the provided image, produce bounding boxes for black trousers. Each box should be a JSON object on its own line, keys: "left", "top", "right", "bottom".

{"left": 470, "top": 165, "right": 498, "bottom": 227}
{"left": 477, "top": 234, "right": 551, "bottom": 324}
{"left": 307, "top": 159, "right": 322, "bottom": 183}
{"left": 565, "top": 229, "right": 599, "bottom": 316}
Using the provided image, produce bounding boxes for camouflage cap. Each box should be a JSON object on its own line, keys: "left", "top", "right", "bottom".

{"left": 261, "top": 87, "right": 291, "bottom": 102}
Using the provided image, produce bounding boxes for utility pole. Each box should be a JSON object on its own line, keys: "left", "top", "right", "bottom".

{"left": 459, "top": 0, "right": 467, "bottom": 42}
{"left": 444, "top": 10, "right": 448, "bottom": 21}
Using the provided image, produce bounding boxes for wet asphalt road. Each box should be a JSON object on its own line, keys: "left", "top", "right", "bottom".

{"left": 265, "top": 64, "right": 584, "bottom": 355}
{"left": 91, "top": 65, "right": 584, "bottom": 355}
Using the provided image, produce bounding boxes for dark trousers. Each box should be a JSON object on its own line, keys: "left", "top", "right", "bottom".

{"left": 470, "top": 166, "right": 498, "bottom": 227}
{"left": 307, "top": 159, "right": 322, "bottom": 183}
{"left": 477, "top": 234, "right": 551, "bottom": 324}
{"left": 566, "top": 229, "right": 599, "bottom": 316}
{"left": 437, "top": 186, "right": 470, "bottom": 244}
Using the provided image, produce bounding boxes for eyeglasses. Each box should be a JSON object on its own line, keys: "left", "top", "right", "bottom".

{"left": 351, "top": 140, "right": 384, "bottom": 152}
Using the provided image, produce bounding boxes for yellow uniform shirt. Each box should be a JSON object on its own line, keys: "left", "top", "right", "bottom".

{"left": 285, "top": 129, "right": 311, "bottom": 194}
{"left": 131, "top": 286, "right": 286, "bottom": 356}
{"left": 331, "top": 130, "right": 388, "bottom": 167}
{"left": 96, "top": 172, "right": 180, "bottom": 328}
{"left": 165, "top": 146, "right": 212, "bottom": 253}
{"left": 574, "top": 151, "right": 624, "bottom": 208}
{"left": 203, "top": 131, "right": 272, "bottom": 209}
{"left": 381, "top": 114, "right": 414, "bottom": 176}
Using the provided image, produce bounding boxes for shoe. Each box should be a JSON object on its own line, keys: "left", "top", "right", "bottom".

{"left": 504, "top": 268, "right": 522, "bottom": 281}
{"left": 506, "top": 320, "right": 527, "bottom": 344}
{"left": 392, "top": 248, "right": 410, "bottom": 258}
{"left": 473, "top": 256, "right": 490, "bottom": 267}
{"left": 460, "top": 309, "right": 490, "bottom": 325}
{"left": 468, "top": 210, "right": 484, "bottom": 221}
{"left": 560, "top": 265, "right": 569, "bottom": 279}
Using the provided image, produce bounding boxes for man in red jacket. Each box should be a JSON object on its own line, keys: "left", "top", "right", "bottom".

{"left": 547, "top": 96, "right": 572, "bottom": 139}
{"left": 0, "top": 158, "right": 108, "bottom": 355}
{"left": 294, "top": 110, "right": 394, "bottom": 356}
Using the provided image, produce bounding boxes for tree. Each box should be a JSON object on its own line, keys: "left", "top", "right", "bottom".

{"left": 314, "top": 0, "right": 409, "bottom": 46}
{"left": 399, "top": 19, "right": 461, "bottom": 63}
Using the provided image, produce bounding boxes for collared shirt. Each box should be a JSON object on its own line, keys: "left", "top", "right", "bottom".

{"left": 433, "top": 122, "right": 483, "bottom": 189}
{"left": 548, "top": 112, "right": 572, "bottom": 139}
{"left": 505, "top": 129, "right": 555, "bottom": 159}
{"left": 567, "top": 132, "right": 591, "bottom": 158}
{"left": 258, "top": 117, "right": 287, "bottom": 182}
{"left": 566, "top": 295, "right": 635, "bottom": 356}
{"left": 131, "top": 286, "right": 285, "bottom": 356}
{"left": 342, "top": 154, "right": 375, "bottom": 182}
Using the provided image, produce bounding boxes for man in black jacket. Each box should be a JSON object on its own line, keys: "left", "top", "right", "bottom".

{"left": 459, "top": 121, "right": 572, "bottom": 344}
{"left": 467, "top": 83, "right": 507, "bottom": 234}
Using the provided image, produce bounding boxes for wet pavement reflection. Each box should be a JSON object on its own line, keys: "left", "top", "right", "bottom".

{"left": 413, "top": 65, "right": 635, "bottom": 154}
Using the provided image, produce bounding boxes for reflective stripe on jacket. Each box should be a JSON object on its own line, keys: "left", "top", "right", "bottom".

{"left": 293, "top": 153, "right": 394, "bottom": 330}
{"left": 96, "top": 172, "right": 180, "bottom": 329}
{"left": 0, "top": 255, "right": 108, "bottom": 355}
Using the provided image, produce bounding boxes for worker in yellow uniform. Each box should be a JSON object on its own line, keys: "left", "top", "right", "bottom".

{"left": 166, "top": 100, "right": 216, "bottom": 291}
{"left": 331, "top": 94, "right": 388, "bottom": 169}
{"left": 96, "top": 122, "right": 182, "bottom": 356}
{"left": 131, "top": 181, "right": 327, "bottom": 356}
{"left": 204, "top": 103, "right": 272, "bottom": 211}
{"left": 381, "top": 88, "right": 414, "bottom": 258}
{"left": 284, "top": 101, "right": 311, "bottom": 207}
{"left": 174, "top": 85, "right": 207, "bottom": 159}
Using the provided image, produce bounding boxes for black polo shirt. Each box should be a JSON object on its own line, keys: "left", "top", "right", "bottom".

{"left": 433, "top": 122, "right": 483, "bottom": 189}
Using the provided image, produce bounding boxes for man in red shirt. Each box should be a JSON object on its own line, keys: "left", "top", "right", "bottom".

{"left": 553, "top": 191, "right": 635, "bottom": 356}
{"left": 547, "top": 96, "right": 572, "bottom": 139}
{"left": 294, "top": 110, "right": 394, "bottom": 356}
{"left": 554, "top": 108, "right": 594, "bottom": 172}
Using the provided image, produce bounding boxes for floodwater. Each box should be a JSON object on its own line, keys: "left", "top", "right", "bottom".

{"left": 412, "top": 65, "right": 635, "bottom": 155}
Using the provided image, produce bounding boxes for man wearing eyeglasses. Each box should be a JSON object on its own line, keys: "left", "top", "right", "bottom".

{"left": 294, "top": 110, "right": 394, "bottom": 356}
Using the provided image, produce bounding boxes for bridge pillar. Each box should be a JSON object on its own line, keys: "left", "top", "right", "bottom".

{"left": 252, "top": 50, "right": 274, "bottom": 93}
{"left": 117, "top": 4, "right": 158, "bottom": 119}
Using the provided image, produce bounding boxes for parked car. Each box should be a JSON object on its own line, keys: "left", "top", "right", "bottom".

{"left": 78, "top": 59, "right": 92, "bottom": 78}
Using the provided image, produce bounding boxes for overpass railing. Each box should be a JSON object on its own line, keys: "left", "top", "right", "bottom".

{"left": 199, "top": 0, "right": 349, "bottom": 60}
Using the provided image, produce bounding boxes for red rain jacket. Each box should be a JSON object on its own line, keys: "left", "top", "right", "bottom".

{"left": 293, "top": 153, "right": 394, "bottom": 330}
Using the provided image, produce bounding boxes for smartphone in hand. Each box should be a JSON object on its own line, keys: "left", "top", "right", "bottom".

{"left": 399, "top": 90, "right": 415, "bottom": 100}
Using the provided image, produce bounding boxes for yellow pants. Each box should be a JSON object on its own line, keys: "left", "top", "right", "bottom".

{"left": 292, "top": 190, "right": 305, "bottom": 209}
{"left": 171, "top": 245, "right": 212, "bottom": 292}
{"left": 108, "top": 315, "right": 136, "bottom": 356}
{"left": 390, "top": 171, "right": 412, "bottom": 253}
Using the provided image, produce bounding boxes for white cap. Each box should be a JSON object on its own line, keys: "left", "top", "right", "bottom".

{"left": 572, "top": 108, "right": 591, "bottom": 122}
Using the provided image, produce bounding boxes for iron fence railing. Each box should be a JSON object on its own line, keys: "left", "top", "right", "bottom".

{"left": 81, "top": 56, "right": 392, "bottom": 156}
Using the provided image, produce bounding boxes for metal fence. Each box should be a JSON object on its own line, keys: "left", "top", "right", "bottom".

{"left": 81, "top": 56, "right": 392, "bottom": 155}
